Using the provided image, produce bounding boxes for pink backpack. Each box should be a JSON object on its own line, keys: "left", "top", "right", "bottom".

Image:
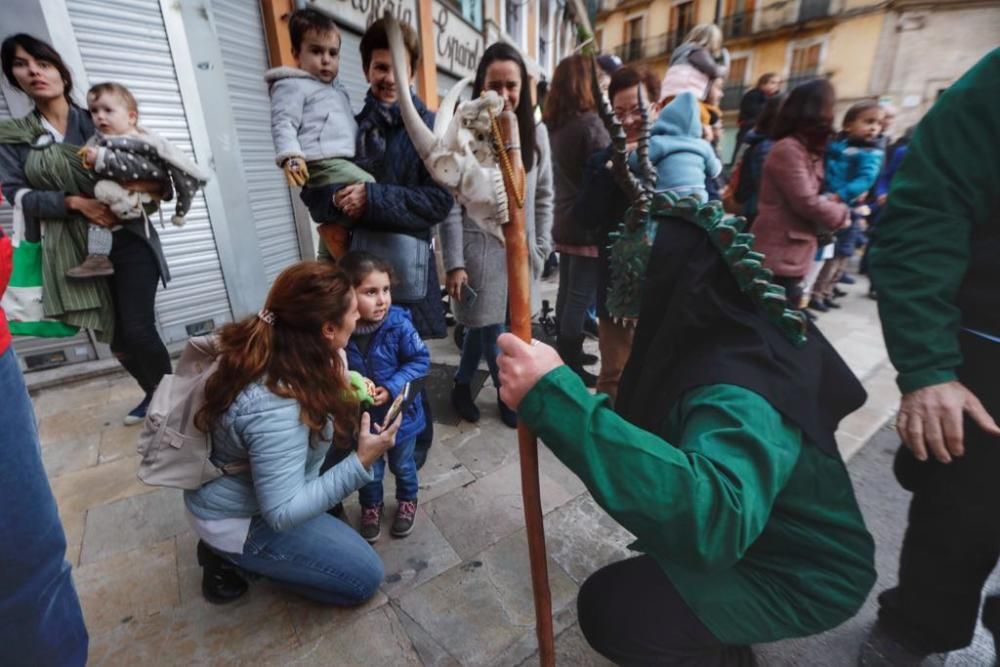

{"left": 136, "top": 336, "right": 248, "bottom": 489}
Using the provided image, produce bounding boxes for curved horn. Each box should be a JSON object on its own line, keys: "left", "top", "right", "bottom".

{"left": 385, "top": 12, "right": 435, "bottom": 159}
{"left": 434, "top": 76, "right": 472, "bottom": 136}
{"left": 590, "top": 57, "right": 642, "bottom": 202}
{"left": 636, "top": 86, "right": 656, "bottom": 192}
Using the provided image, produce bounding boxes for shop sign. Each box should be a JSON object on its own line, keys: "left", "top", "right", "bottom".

{"left": 431, "top": 1, "right": 484, "bottom": 79}
{"left": 312, "top": 0, "right": 417, "bottom": 34}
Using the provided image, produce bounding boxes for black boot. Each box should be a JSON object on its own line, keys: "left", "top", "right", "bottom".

{"left": 556, "top": 336, "right": 597, "bottom": 388}
{"left": 197, "top": 540, "right": 248, "bottom": 605}
{"left": 451, "top": 382, "right": 480, "bottom": 423}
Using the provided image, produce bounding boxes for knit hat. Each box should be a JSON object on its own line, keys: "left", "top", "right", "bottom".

{"left": 597, "top": 54, "right": 623, "bottom": 76}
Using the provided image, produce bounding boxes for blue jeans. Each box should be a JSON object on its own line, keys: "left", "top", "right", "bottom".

{"left": 0, "top": 347, "right": 88, "bottom": 665}
{"left": 358, "top": 436, "right": 418, "bottom": 506}
{"left": 455, "top": 323, "right": 503, "bottom": 386}
{"left": 556, "top": 254, "right": 600, "bottom": 339}
{"left": 223, "top": 513, "right": 383, "bottom": 606}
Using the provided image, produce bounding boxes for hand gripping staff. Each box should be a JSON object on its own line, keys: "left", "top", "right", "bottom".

{"left": 381, "top": 13, "right": 555, "bottom": 664}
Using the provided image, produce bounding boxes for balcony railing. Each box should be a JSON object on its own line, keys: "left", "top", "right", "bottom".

{"left": 612, "top": 30, "right": 686, "bottom": 63}
{"left": 721, "top": 12, "right": 753, "bottom": 39}
{"left": 721, "top": 83, "right": 746, "bottom": 111}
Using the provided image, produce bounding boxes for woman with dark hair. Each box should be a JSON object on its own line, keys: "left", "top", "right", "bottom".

{"left": 0, "top": 34, "right": 172, "bottom": 425}
{"left": 751, "top": 79, "right": 849, "bottom": 308}
{"left": 187, "top": 260, "right": 398, "bottom": 605}
{"left": 440, "top": 42, "right": 553, "bottom": 427}
{"left": 543, "top": 55, "right": 609, "bottom": 386}
{"left": 738, "top": 91, "right": 786, "bottom": 224}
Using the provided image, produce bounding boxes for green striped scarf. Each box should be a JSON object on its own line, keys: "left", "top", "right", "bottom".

{"left": 0, "top": 114, "right": 115, "bottom": 342}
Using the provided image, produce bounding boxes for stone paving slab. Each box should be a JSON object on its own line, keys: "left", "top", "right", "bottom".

{"left": 80, "top": 488, "right": 188, "bottom": 564}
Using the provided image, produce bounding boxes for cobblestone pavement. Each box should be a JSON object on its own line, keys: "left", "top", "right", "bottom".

{"left": 34, "top": 275, "right": 907, "bottom": 666}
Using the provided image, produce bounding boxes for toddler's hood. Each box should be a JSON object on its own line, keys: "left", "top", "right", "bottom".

{"left": 653, "top": 92, "right": 702, "bottom": 140}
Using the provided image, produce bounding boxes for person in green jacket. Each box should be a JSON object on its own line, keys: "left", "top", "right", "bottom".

{"left": 497, "top": 191, "right": 876, "bottom": 663}
{"left": 861, "top": 49, "right": 1000, "bottom": 665}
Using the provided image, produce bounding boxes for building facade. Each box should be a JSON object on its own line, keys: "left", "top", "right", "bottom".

{"left": 0, "top": 0, "right": 588, "bottom": 373}
{"left": 596, "top": 0, "right": 999, "bottom": 154}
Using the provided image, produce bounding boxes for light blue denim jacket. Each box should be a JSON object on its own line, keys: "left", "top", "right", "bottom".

{"left": 266, "top": 66, "right": 358, "bottom": 165}
{"left": 184, "top": 381, "right": 372, "bottom": 532}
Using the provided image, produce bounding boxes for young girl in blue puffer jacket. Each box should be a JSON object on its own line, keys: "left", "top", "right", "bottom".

{"left": 809, "top": 100, "right": 885, "bottom": 309}
{"left": 341, "top": 251, "right": 430, "bottom": 544}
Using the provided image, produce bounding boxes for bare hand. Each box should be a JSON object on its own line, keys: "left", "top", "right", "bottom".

{"left": 283, "top": 157, "right": 309, "bottom": 187}
{"left": 78, "top": 146, "right": 97, "bottom": 169}
{"left": 496, "top": 333, "right": 564, "bottom": 410}
{"left": 334, "top": 184, "right": 367, "bottom": 219}
{"left": 356, "top": 411, "right": 400, "bottom": 468}
{"left": 896, "top": 381, "right": 1000, "bottom": 463}
{"left": 67, "top": 195, "right": 116, "bottom": 228}
{"left": 372, "top": 386, "right": 390, "bottom": 407}
{"left": 446, "top": 269, "right": 469, "bottom": 301}
{"left": 877, "top": 193, "right": 887, "bottom": 207}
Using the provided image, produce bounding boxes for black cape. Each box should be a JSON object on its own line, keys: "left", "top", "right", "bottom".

{"left": 616, "top": 215, "right": 866, "bottom": 458}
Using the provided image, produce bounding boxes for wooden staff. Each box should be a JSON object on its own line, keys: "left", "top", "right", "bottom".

{"left": 495, "top": 110, "right": 555, "bottom": 666}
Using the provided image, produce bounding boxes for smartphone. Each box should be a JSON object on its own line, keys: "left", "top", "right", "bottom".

{"left": 382, "top": 382, "right": 411, "bottom": 429}
{"left": 460, "top": 282, "right": 478, "bottom": 306}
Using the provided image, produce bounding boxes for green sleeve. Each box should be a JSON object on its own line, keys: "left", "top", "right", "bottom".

{"left": 869, "top": 51, "right": 1000, "bottom": 394}
{"left": 518, "top": 367, "right": 803, "bottom": 572}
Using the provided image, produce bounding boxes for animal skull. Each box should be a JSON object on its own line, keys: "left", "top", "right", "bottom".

{"left": 385, "top": 15, "right": 508, "bottom": 241}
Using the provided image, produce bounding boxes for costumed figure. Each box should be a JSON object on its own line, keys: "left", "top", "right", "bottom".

{"left": 493, "top": 60, "right": 877, "bottom": 664}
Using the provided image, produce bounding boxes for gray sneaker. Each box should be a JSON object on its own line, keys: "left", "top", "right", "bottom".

{"left": 66, "top": 254, "right": 114, "bottom": 279}
{"left": 858, "top": 624, "right": 947, "bottom": 666}
{"left": 391, "top": 499, "right": 418, "bottom": 538}
{"left": 359, "top": 503, "right": 383, "bottom": 543}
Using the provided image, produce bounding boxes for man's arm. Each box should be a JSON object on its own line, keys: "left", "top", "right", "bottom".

{"left": 869, "top": 56, "right": 998, "bottom": 394}
{"left": 870, "top": 50, "right": 1000, "bottom": 461}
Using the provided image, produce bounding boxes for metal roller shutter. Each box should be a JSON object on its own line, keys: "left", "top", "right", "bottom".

{"left": 336, "top": 28, "right": 369, "bottom": 114}
{"left": 65, "top": 0, "right": 232, "bottom": 343}
{"left": 0, "top": 86, "right": 98, "bottom": 370}
{"left": 210, "top": 0, "right": 301, "bottom": 284}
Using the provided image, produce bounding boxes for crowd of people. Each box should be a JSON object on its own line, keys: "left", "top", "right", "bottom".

{"left": 0, "top": 6, "right": 996, "bottom": 665}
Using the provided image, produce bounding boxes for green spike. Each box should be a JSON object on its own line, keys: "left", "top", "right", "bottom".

{"left": 729, "top": 216, "right": 748, "bottom": 233}
{"left": 724, "top": 242, "right": 752, "bottom": 264}
{"left": 744, "top": 250, "right": 766, "bottom": 264}
{"left": 710, "top": 222, "right": 738, "bottom": 249}
{"left": 760, "top": 291, "right": 787, "bottom": 318}
{"left": 733, "top": 233, "right": 754, "bottom": 247}
{"left": 754, "top": 267, "right": 774, "bottom": 284}
{"left": 731, "top": 258, "right": 762, "bottom": 288}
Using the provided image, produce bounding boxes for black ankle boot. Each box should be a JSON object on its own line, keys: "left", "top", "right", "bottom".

{"left": 556, "top": 336, "right": 598, "bottom": 388}
{"left": 197, "top": 540, "right": 248, "bottom": 605}
{"left": 451, "top": 382, "right": 480, "bottom": 423}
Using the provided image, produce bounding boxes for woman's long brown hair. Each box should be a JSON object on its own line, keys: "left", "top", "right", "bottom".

{"left": 195, "top": 261, "right": 359, "bottom": 440}
{"left": 542, "top": 54, "right": 597, "bottom": 130}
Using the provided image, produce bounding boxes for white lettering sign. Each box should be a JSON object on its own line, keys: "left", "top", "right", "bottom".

{"left": 311, "top": 0, "right": 417, "bottom": 34}
{"left": 431, "top": 1, "right": 483, "bottom": 79}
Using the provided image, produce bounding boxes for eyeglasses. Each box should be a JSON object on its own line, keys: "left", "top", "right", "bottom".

{"left": 613, "top": 105, "right": 646, "bottom": 120}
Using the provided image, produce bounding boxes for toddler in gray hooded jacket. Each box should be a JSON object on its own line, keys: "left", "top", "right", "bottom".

{"left": 267, "top": 9, "right": 373, "bottom": 259}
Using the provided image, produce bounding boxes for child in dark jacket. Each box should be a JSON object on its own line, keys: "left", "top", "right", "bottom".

{"left": 810, "top": 101, "right": 885, "bottom": 309}
{"left": 341, "top": 251, "right": 430, "bottom": 544}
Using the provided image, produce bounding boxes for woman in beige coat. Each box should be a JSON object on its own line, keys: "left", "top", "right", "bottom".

{"left": 440, "top": 43, "right": 554, "bottom": 428}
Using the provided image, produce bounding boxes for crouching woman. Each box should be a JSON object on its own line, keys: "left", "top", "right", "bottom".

{"left": 185, "top": 261, "right": 398, "bottom": 605}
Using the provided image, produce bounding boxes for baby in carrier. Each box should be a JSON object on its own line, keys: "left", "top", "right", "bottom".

{"left": 72, "top": 82, "right": 208, "bottom": 279}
